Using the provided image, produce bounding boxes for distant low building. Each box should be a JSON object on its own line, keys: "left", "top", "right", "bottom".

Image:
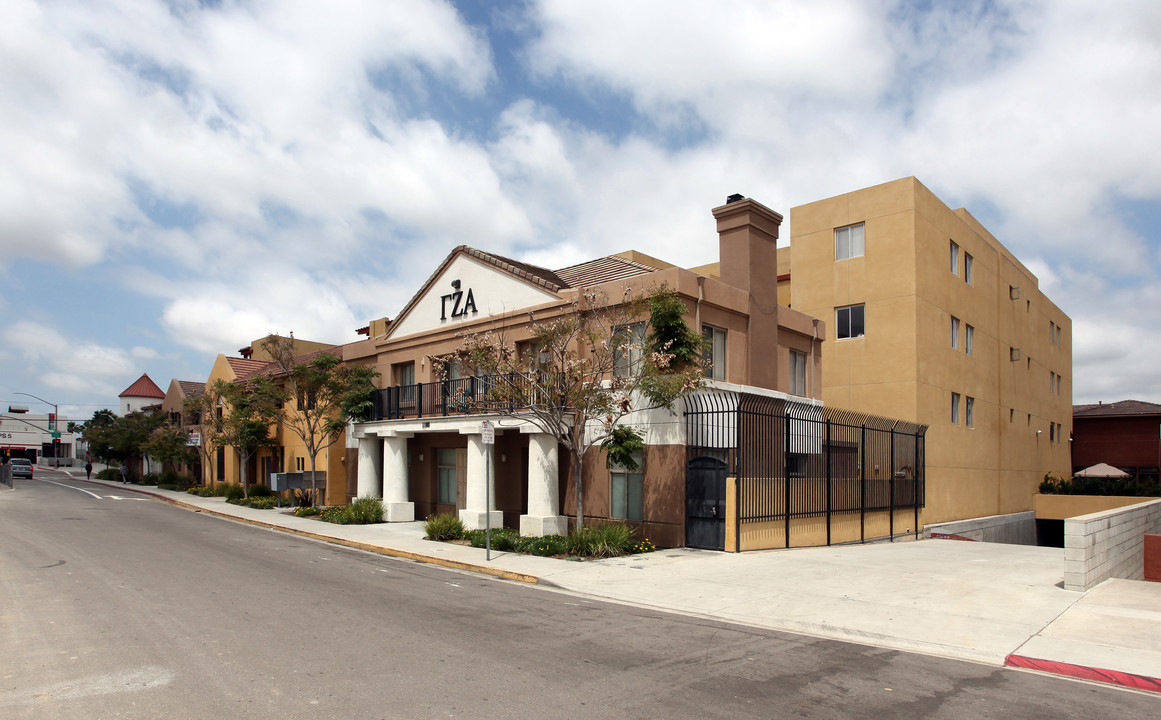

{"left": 1072, "top": 400, "right": 1161, "bottom": 485}
{"left": 119, "top": 373, "right": 166, "bottom": 415}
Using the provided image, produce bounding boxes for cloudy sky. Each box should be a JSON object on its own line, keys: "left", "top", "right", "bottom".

{"left": 1, "top": 0, "right": 1159, "bottom": 423}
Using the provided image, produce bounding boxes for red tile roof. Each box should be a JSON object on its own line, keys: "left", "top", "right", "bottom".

{"left": 226, "top": 357, "right": 270, "bottom": 380}
{"left": 1074, "top": 400, "right": 1161, "bottom": 417}
{"left": 177, "top": 380, "right": 205, "bottom": 398}
{"left": 119, "top": 373, "right": 165, "bottom": 399}
{"left": 554, "top": 255, "right": 659, "bottom": 287}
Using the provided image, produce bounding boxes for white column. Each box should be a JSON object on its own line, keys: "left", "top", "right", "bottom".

{"left": 520, "top": 433, "right": 568, "bottom": 537}
{"left": 382, "top": 436, "right": 414, "bottom": 522}
{"left": 459, "top": 433, "right": 501, "bottom": 530}
{"left": 356, "top": 436, "right": 382, "bottom": 499}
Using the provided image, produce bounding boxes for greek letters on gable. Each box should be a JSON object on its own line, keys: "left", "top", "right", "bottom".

{"left": 440, "top": 280, "right": 477, "bottom": 320}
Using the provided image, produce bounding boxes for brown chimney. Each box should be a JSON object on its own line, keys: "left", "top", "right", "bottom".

{"left": 713, "top": 195, "right": 783, "bottom": 388}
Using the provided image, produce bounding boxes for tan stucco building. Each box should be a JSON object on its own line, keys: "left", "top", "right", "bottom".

{"left": 786, "top": 177, "right": 1072, "bottom": 527}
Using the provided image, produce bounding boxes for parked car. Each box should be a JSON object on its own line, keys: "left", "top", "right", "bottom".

{"left": 9, "top": 458, "right": 33, "bottom": 479}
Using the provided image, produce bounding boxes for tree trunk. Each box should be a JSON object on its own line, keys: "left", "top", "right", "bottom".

{"left": 309, "top": 453, "right": 319, "bottom": 507}
{"left": 240, "top": 451, "right": 249, "bottom": 498}
{"left": 574, "top": 450, "right": 584, "bottom": 532}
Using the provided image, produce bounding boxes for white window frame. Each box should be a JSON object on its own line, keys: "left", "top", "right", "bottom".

{"left": 613, "top": 322, "right": 646, "bottom": 377}
{"left": 835, "top": 223, "right": 865, "bottom": 261}
{"left": 701, "top": 325, "right": 726, "bottom": 381}
{"left": 836, "top": 304, "right": 865, "bottom": 340}
{"left": 610, "top": 450, "right": 644, "bottom": 522}
{"left": 789, "top": 349, "right": 807, "bottom": 396}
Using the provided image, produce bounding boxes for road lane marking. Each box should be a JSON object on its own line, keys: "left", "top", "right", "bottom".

{"left": 36, "top": 478, "right": 103, "bottom": 499}
{"left": 0, "top": 666, "right": 174, "bottom": 707}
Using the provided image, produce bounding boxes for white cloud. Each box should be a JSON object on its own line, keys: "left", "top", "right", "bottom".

{"left": 1, "top": 322, "right": 138, "bottom": 396}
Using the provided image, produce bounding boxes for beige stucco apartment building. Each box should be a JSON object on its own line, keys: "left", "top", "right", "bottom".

{"left": 786, "top": 177, "right": 1072, "bottom": 528}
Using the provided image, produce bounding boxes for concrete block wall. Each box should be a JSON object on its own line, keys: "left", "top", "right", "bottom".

{"left": 1063, "top": 499, "right": 1161, "bottom": 592}
{"left": 925, "top": 511, "right": 1036, "bottom": 545}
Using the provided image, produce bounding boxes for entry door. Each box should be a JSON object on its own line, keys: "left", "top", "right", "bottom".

{"left": 686, "top": 456, "right": 727, "bottom": 550}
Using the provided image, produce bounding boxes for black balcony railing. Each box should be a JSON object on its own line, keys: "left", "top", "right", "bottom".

{"left": 370, "top": 374, "right": 544, "bottom": 421}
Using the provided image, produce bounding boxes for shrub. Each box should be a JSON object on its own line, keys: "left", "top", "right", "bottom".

{"left": 97, "top": 468, "right": 119, "bottom": 481}
{"left": 292, "top": 488, "right": 318, "bottom": 507}
{"left": 567, "top": 523, "right": 634, "bottom": 558}
{"left": 425, "top": 513, "right": 465, "bottom": 541}
{"left": 1039, "top": 472, "right": 1161, "bottom": 497}
{"left": 516, "top": 534, "right": 568, "bottom": 557}
{"left": 344, "top": 496, "right": 385, "bottom": 524}
{"left": 467, "top": 527, "right": 519, "bottom": 551}
{"left": 187, "top": 486, "right": 216, "bottom": 497}
{"left": 223, "top": 484, "right": 246, "bottom": 501}
{"left": 141, "top": 473, "right": 160, "bottom": 486}
{"left": 319, "top": 506, "right": 348, "bottom": 524}
{"left": 248, "top": 483, "right": 273, "bottom": 498}
{"left": 295, "top": 506, "right": 321, "bottom": 517}
{"left": 228, "top": 496, "right": 276, "bottom": 509}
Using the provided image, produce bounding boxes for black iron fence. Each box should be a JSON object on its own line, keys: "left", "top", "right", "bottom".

{"left": 685, "top": 391, "right": 926, "bottom": 548}
{"left": 370, "top": 373, "right": 546, "bottom": 420}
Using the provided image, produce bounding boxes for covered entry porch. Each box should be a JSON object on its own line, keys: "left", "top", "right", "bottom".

{"left": 352, "top": 415, "right": 567, "bottom": 537}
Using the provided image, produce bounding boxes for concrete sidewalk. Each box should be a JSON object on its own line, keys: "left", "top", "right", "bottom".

{"left": 60, "top": 471, "right": 1161, "bottom": 695}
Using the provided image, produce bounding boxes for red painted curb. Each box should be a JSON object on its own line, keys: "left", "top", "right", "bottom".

{"left": 1005, "top": 654, "right": 1161, "bottom": 694}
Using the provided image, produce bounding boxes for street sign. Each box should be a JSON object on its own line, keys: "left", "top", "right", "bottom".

{"left": 186, "top": 431, "right": 201, "bottom": 447}
{"left": 51, "top": 431, "right": 61, "bottom": 439}
{"left": 481, "top": 420, "right": 494, "bottom": 445}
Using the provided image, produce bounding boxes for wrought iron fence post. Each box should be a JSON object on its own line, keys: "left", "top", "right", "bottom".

{"left": 860, "top": 424, "right": 866, "bottom": 544}
{"left": 784, "top": 409, "right": 791, "bottom": 548}
{"left": 825, "top": 418, "right": 832, "bottom": 547}
{"left": 889, "top": 428, "right": 896, "bottom": 541}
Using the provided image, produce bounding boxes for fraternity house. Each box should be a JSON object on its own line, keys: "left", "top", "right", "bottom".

{"left": 345, "top": 196, "right": 826, "bottom": 548}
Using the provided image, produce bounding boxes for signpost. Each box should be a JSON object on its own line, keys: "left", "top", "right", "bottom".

{"left": 481, "top": 420, "right": 494, "bottom": 560}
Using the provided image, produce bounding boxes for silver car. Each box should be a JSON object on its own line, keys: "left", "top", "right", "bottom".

{"left": 9, "top": 458, "right": 33, "bottom": 479}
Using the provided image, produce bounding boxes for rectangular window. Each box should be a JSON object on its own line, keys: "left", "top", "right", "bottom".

{"left": 701, "top": 325, "right": 726, "bottom": 381}
{"left": 1050, "top": 423, "right": 1056, "bottom": 443}
{"left": 965, "top": 396, "right": 974, "bottom": 428}
{"left": 951, "top": 316, "right": 960, "bottom": 349}
{"left": 964, "top": 252, "right": 973, "bottom": 284}
{"left": 437, "top": 448, "right": 457, "bottom": 505}
{"left": 789, "top": 350, "right": 807, "bottom": 396}
{"left": 835, "top": 223, "right": 865, "bottom": 261}
{"left": 610, "top": 450, "right": 644, "bottom": 521}
{"left": 1056, "top": 325, "right": 1062, "bottom": 346}
{"left": 1049, "top": 321, "right": 1056, "bottom": 344}
{"left": 1050, "top": 371, "right": 1056, "bottom": 394}
{"left": 836, "top": 304, "right": 865, "bottom": 340}
{"left": 965, "top": 324, "right": 974, "bottom": 356}
{"left": 1057, "top": 374, "right": 1062, "bottom": 396}
{"left": 951, "top": 392, "right": 960, "bottom": 425}
{"left": 950, "top": 240, "right": 959, "bottom": 274}
{"left": 613, "top": 323, "right": 646, "bottom": 377}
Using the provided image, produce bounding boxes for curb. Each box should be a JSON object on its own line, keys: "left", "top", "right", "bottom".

{"left": 78, "top": 479, "right": 542, "bottom": 585}
{"left": 1005, "top": 654, "right": 1161, "bottom": 694}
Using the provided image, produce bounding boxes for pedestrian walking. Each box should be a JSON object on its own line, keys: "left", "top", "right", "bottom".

{"left": 85, "top": 461, "right": 92, "bottom": 480}
{"left": 120, "top": 464, "right": 127, "bottom": 484}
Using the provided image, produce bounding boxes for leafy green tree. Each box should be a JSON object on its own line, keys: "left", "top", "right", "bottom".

{"left": 79, "top": 408, "right": 164, "bottom": 477}
{"left": 212, "top": 376, "right": 286, "bottom": 499}
{"left": 184, "top": 390, "right": 225, "bottom": 486}
{"left": 456, "top": 286, "right": 703, "bottom": 529}
{"left": 260, "top": 334, "right": 378, "bottom": 506}
{"left": 143, "top": 422, "right": 198, "bottom": 471}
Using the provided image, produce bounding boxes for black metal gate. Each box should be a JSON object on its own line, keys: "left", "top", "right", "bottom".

{"left": 685, "top": 456, "right": 728, "bottom": 549}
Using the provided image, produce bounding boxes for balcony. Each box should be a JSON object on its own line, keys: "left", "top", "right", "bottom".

{"left": 370, "top": 374, "right": 543, "bottom": 421}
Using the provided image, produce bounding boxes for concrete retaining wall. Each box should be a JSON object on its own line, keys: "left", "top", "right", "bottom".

{"left": 1064, "top": 499, "right": 1161, "bottom": 592}
{"left": 925, "top": 511, "right": 1036, "bottom": 545}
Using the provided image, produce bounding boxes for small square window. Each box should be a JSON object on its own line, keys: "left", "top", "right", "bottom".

{"left": 835, "top": 223, "right": 865, "bottom": 261}
{"left": 836, "top": 304, "right": 865, "bottom": 340}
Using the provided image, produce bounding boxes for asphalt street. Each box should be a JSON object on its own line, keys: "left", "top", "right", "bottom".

{"left": 1, "top": 471, "right": 1157, "bottom": 719}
